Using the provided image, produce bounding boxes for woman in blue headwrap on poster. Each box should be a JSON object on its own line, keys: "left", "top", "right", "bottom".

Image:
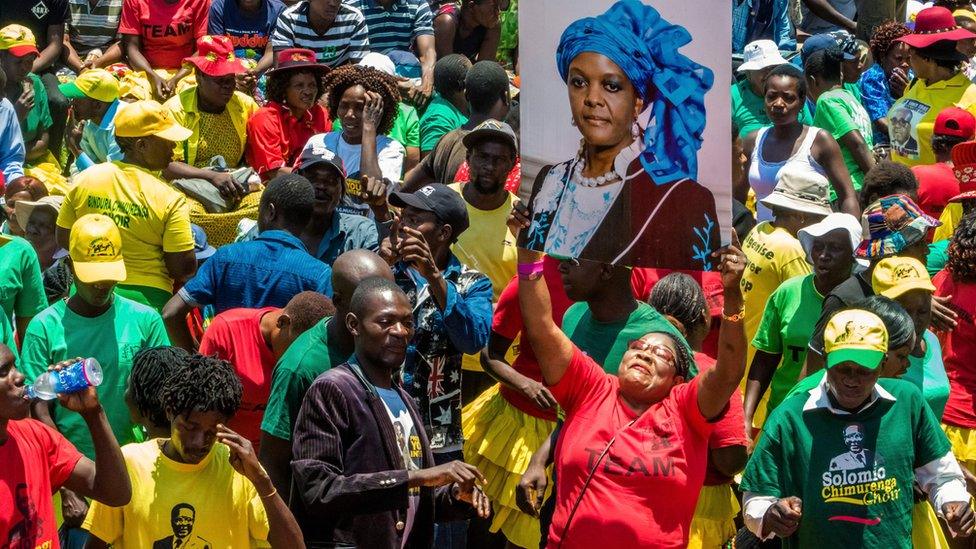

{"left": 524, "top": 0, "right": 721, "bottom": 270}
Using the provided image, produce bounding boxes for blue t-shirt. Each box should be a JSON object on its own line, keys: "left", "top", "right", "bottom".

{"left": 208, "top": 0, "right": 286, "bottom": 62}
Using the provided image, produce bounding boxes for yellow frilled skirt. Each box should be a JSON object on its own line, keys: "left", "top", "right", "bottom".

{"left": 687, "top": 483, "right": 738, "bottom": 548}
{"left": 461, "top": 384, "right": 555, "bottom": 549}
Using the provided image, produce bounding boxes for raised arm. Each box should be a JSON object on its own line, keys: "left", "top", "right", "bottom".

{"left": 516, "top": 248, "right": 575, "bottom": 386}
{"left": 696, "top": 243, "right": 748, "bottom": 420}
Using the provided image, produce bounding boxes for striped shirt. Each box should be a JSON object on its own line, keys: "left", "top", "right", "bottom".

{"left": 271, "top": 2, "right": 369, "bottom": 68}
{"left": 345, "top": 0, "right": 433, "bottom": 53}
{"left": 67, "top": 0, "right": 123, "bottom": 55}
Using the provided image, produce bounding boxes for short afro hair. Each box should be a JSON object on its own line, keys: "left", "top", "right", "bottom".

{"left": 860, "top": 160, "right": 918, "bottom": 205}
{"left": 284, "top": 291, "right": 336, "bottom": 335}
{"left": 266, "top": 68, "right": 327, "bottom": 106}
{"left": 465, "top": 61, "right": 509, "bottom": 115}
{"left": 434, "top": 54, "right": 472, "bottom": 96}
{"left": 160, "top": 354, "right": 243, "bottom": 420}
{"left": 323, "top": 65, "right": 401, "bottom": 135}
{"left": 260, "top": 173, "right": 315, "bottom": 229}
{"left": 129, "top": 346, "right": 190, "bottom": 430}
{"left": 762, "top": 63, "right": 807, "bottom": 103}
{"left": 349, "top": 276, "right": 408, "bottom": 319}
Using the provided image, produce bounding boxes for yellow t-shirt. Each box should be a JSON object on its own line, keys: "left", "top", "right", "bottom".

{"left": 890, "top": 72, "right": 976, "bottom": 167}
{"left": 739, "top": 221, "right": 812, "bottom": 391}
{"left": 82, "top": 440, "right": 270, "bottom": 548}
{"left": 57, "top": 161, "right": 195, "bottom": 292}
{"left": 448, "top": 183, "right": 518, "bottom": 372}
{"left": 934, "top": 202, "right": 963, "bottom": 242}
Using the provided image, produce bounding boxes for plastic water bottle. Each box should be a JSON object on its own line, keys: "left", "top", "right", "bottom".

{"left": 25, "top": 358, "right": 103, "bottom": 400}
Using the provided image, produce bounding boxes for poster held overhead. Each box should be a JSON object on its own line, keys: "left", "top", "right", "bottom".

{"left": 518, "top": 0, "right": 733, "bottom": 270}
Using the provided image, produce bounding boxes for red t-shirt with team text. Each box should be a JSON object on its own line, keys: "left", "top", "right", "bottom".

{"left": 118, "top": 0, "right": 210, "bottom": 70}
{"left": 492, "top": 256, "right": 573, "bottom": 421}
{"left": 199, "top": 307, "right": 278, "bottom": 451}
{"left": 1, "top": 419, "right": 83, "bottom": 549}
{"left": 547, "top": 348, "right": 714, "bottom": 548}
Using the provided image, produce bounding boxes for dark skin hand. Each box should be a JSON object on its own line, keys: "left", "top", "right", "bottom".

{"left": 945, "top": 501, "right": 976, "bottom": 539}
{"left": 360, "top": 174, "right": 392, "bottom": 221}
{"left": 515, "top": 442, "right": 549, "bottom": 517}
{"left": 407, "top": 460, "right": 491, "bottom": 519}
{"left": 889, "top": 67, "right": 911, "bottom": 99}
{"left": 932, "top": 295, "right": 959, "bottom": 333}
{"left": 762, "top": 496, "right": 803, "bottom": 538}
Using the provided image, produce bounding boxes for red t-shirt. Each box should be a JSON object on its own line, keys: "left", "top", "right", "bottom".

{"left": 1, "top": 419, "right": 83, "bottom": 549}
{"left": 631, "top": 268, "right": 725, "bottom": 359}
{"left": 453, "top": 157, "right": 521, "bottom": 193}
{"left": 694, "top": 352, "right": 748, "bottom": 486}
{"left": 934, "top": 271, "right": 976, "bottom": 429}
{"left": 493, "top": 256, "right": 573, "bottom": 421}
{"left": 199, "top": 307, "right": 279, "bottom": 449}
{"left": 548, "top": 348, "right": 714, "bottom": 548}
{"left": 118, "top": 0, "right": 209, "bottom": 70}
{"left": 914, "top": 163, "right": 961, "bottom": 221}
{"left": 246, "top": 102, "right": 332, "bottom": 179}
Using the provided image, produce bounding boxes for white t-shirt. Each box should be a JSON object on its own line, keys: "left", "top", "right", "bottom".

{"left": 308, "top": 132, "right": 405, "bottom": 218}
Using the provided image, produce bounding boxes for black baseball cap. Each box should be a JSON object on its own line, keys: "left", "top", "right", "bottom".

{"left": 389, "top": 184, "right": 470, "bottom": 236}
{"left": 462, "top": 119, "right": 518, "bottom": 155}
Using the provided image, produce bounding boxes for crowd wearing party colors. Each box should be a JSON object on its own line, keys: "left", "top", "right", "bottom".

{"left": 7, "top": 0, "right": 976, "bottom": 548}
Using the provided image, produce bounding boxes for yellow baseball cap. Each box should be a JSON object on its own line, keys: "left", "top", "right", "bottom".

{"left": 59, "top": 69, "right": 119, "bottom": 103}
{"left": 69, "top": 214, "right": 127, "bottom": 284}
{"left": 0, "top": 25, "right": 38, "bottom": 58}
{"left": 825, "top": 309, "right": 889, "bottom": 370}
{"left": 871, "top": 257, "right": 936, "bottom": 299}
{"left": 114, "top": 100, "right": 192, "bottom": 141}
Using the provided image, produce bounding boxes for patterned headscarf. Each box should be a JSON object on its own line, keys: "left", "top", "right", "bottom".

{"left": 556, "top": 0, "right": 713, "bottom": 184}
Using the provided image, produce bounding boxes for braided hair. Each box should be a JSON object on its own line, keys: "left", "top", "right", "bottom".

{"left": 648, "top": 273, "right": 709, "bottom": 336}
{"left": 869, "top": 21, "right": 910, "bottom": 63}
{"left": 130, "top": 346, "right": 191, "bottom": 430}
{"left": 323, "top": 65, "right": 400, "bottom": 136}
{"left": 948, "top": 211, "right": 976, "bottom": 283}
{"left": 159, "top": 354, "right": 243, "bottom": 420}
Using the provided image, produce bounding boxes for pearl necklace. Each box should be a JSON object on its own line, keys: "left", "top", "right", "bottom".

{"left": 572, "top": 160, "right": 622, "bottom": 188}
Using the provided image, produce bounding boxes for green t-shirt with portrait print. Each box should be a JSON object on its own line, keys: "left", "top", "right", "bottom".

{"left": 20, "top": 296, "right": 170, "bottom": 459}
{"left": 559, "top": 301, "right": 691, "bottom": 376}
{"left": 741, "top": 378, "right": 950, "bottom": 549}
{"left": 0, "top": 234, "right": 47, "bottom": 335}
{"left": 812, "top": 87, "right": 874, "bottom": 197}
{"left": 751, "top": 274, "right": 824, "bottom": 416}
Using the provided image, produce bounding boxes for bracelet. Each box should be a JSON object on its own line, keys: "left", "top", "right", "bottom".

{"left": 517, "top": 260, "right": 545, "bottom": 281}
{"left": 259, "top": 487, "right": 278, "bottom": 499}
{"left": 722, "top": 307, "right": 745, "bottom": 323}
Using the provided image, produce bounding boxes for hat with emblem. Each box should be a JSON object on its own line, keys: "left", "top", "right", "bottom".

{"left": 871, "top": 257, "right": 936, "bottom": 298}
{"left": 69, "top": 214, "right": 127, "bottom": 283}
{"left": 59, "top": 69, "right": 120, "bottom": 103}
{"left": 0, "top": 25, "right": 39, "bottom": 58}
{"left": 267, "top": 48, "right": 330, "bottom": 78}
{"left": 185, "top": 35, "right": 248, "bottom": 77}
{"left": 824, "top": 309, "right": 889, "bottom": 370}
{"left": 389, "top": 184, "right": 470, "bottom": 236}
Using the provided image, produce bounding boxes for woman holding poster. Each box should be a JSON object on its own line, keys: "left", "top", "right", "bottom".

{"left": 523, "top": 0, "right": 722, "bottom": 270}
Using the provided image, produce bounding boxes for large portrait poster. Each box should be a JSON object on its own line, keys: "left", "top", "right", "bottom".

{"left": 518, "top": 0, "right": 732, "bottom": 270}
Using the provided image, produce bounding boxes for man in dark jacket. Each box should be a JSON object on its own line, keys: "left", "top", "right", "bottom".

{"left": 290, "top": 277, "right": 490, "bottom": 548}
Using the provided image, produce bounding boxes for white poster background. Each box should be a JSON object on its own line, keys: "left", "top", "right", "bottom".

{"left": 518, "top": 0, "right": 733, "bottom": 249}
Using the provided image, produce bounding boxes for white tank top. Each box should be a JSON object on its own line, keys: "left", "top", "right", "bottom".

{"left": 749, "top": 126, "right": 826, "bottom": 222}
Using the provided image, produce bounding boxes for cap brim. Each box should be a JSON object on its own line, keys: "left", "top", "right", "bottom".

{"left": 195, "top": 245, "right": 217, "bottom": 260}
{"left": 879, "top": 279, "right": 937, "bottom": 299}
{"left": 737, "top": 55, "right": 789, "bottom": 72}
{"left": 154, "top": 124, "right": 193, "bottom": 142}
{"left": 187, "top": 58, "right": 249, "bottom": 77}
{"left": 6, "top": 45, "right": 39, "bottom": 57}
{"left": 14, "top": 202, "right": 58, "bottom": 231}
{"left": 58, "top": 81, "right": 90, "bottom": 100}
{"left": 826, "top": 348, "right": 885, "bottom": 370}
{"left": 388, "top": 191, "right": 434, "bottom": 212}
{"left": 759, "top": 192, "right": 832, "bottom": 217}
{"left": 72, "top": 259, "right": 127, "bottom": 284}
{"left": 899, "top": 28, "right": 976, "bottom": 48}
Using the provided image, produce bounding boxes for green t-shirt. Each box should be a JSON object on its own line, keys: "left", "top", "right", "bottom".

{"left": 21, "top": 73, "right": 53, "bottom": 144}
{"left": 844, "top": 81, "right": 863, "bottom": 104}
{"left": 0, "top": 235, "right": 47, "bottom": 334}
{"left": 419, "top": 94, "right": 468, "bottom": 152}
{"left": 731, "top": 79, "right": 814, "bottom": 138}
{"left": 0, "top": 310, "right": 17, "bottom": 362}
{"left": 812, "top": 87, "right": 874, "bottom": 197}
{"left": 20, "top": 296, "right": 170, "bottom": 459}
{"left": 742, "top": 378, "right": 950, "bottom": 548}
{"left": 787, "top": 331, "right": 950, "bottom": 419}
{"left": 260, "top": 316, "right": 351, "bottom": 441}
{"left": 927, "top": 239, "right": 950, "bottom": 277}
{"left": 751, "top": 274, "right": 824, "bottom": 414}
{"left": 559, "top": 301, "right": 690, "bottom": 375}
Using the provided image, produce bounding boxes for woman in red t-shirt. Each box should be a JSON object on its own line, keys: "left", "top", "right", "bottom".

{"left": 515, "top": 240, "right": 747, "bottom": 548}
{"left": 934, "top": 212, "right": 976, "bottom": 483}
{"left": 246, "top": 48, "right": 332, "bottom": 181}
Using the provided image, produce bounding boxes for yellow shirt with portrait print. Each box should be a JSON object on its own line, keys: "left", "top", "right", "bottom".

{"left": 739, "top": 221, "right": 812, "bottom": 392}
{"left": 56, "top": 161, "right": 195, "bottom": 292}
{"left": 82, "top": 440, "right": 270, "bottom": 548}
{"left": 889, "top": 72, "right": 976, "bottom": 167}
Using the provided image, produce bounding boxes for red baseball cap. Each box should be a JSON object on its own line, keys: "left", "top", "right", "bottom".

{"left": 934, "top": 106, "right": 976, "bottom": 138}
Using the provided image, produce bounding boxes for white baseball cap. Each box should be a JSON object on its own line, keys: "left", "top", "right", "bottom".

{"left": 359, "top": 52, "right": 396, "bottom": 77}
{"left": 737, "top": 39, "right": 789, "bottom": 73}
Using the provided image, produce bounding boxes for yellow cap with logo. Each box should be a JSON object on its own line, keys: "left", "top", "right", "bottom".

{"left": 871, "top": 256, "right": 936, "bottom": 299}
{"left": 69, "top": 214, "right": 127, "bottom": 283}
{"left": 58, "top": 69, "right": 120, "bottom": 103}
{"left": 825, "top": 309, "right": 889, "bottom": 370}
{"left": 0, "top": 25, "right": 38, "bottom": 58}
{"left": 114, "top": 100, "right": 192, "bottom": 141}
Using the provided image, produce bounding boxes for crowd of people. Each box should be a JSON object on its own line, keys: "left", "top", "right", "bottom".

{"left": 6, "top": 0, "right": 976, "bottom": 548}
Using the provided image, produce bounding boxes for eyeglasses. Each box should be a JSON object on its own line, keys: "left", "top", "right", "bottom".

{"left": 627, "top": 339, "right": 677, "bottom": 370}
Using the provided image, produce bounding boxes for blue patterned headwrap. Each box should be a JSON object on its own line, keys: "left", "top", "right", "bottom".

{"left": 556, "top": 0, "right": 714, "bottom": 184}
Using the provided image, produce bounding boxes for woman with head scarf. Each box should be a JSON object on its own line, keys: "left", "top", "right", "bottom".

{"left": 523, "top": 0, "right": 721, "bottom": 270}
